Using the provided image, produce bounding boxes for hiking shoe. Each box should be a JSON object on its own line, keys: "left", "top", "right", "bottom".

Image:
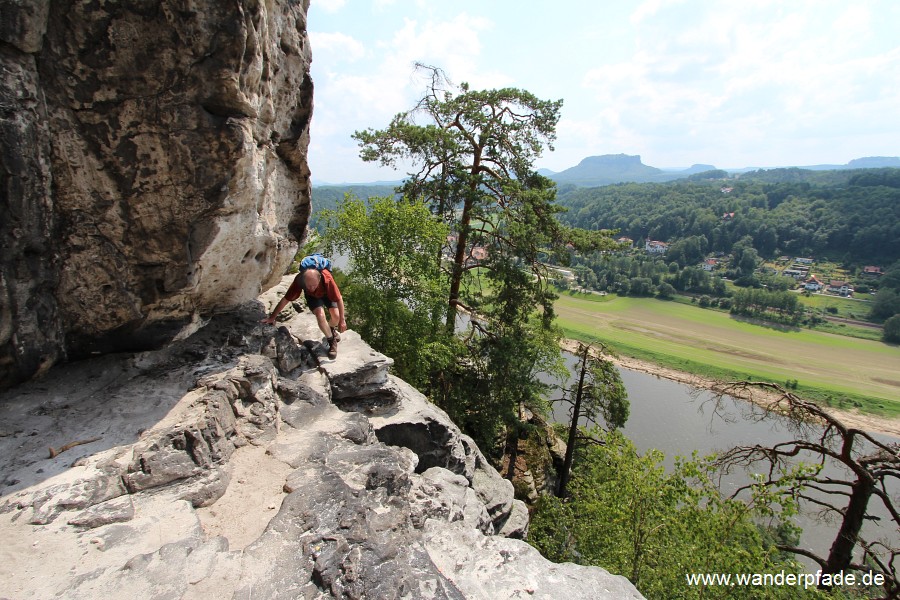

{"left": 327, "top": 336, "right": 338, "bottom": 359}
{"left": 330, "top": 326, "right": 341, "bottom": 343}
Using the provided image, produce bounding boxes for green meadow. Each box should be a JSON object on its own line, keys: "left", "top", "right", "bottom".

{"left": 555, "top": 292, "right": 900, "bottom": 417}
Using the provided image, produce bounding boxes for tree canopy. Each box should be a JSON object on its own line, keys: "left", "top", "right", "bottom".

{"left": 353, "top": 65, "right": 614, "bottom": 332}
{"left": 555, "top": 175, "right": 900, "bottom": 264}
{"left": 318, "top": 195, "right": 450, "bottom": 389}
{"left": 529, "top": 431, "right": 829, "bottom": 599}
{"left": 554, "top": 342, "right": 628, "bottom": 498}
{"left": 344, "top": 66, "right": 616, "bottom": 449}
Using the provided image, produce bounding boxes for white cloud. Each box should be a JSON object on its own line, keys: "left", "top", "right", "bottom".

{"left": 309, "top": 10, "right": 514, "bottom": 181}
{"left": 571, "top": 1, "right": 900, "bottom": 167}
{"left": 309, "top": 0, "right": 900, "bottom": 179}
{"left": 312, "top": 13, "right": 499, "bottom": 144}
{"left": 630, "top": 0, "right": 686, "bottom": 25}
{"left": 309, "top": 31, "right": 367, "bottom": 62}
{"left": 311, "top": 0, "right": 346, "bottom": 14}
{"left": 379, "top": 14, "right": 495, "bottom": 86}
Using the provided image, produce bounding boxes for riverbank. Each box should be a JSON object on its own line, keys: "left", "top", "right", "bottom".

{"left": 560, "top": 339, "right": 900, "bottom": 439}
{"left": 556, "top": 293, "right": 899, "bottom": 417}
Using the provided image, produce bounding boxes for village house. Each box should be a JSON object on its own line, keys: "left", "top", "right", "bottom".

{"left": 645, "top": 240, "right": 668, "bottom": 254}
{"left": 617, "top": 237, "right": 634, "bottom": 248}
{"left": 828, "top": 280, "right": 852, "bottom": 296}
{"left": 468, "top": 245, "right": 488, "bottom": 265}
{"left": 701, "top": 258, "right": 718, "bottom": 271}
{"left": 804, "top": 275, "right": 824, "bottom": 291}
{"left": 863, "top": 265, "right": 884, "bottom": 277}
{"left": 795, "top": 257, "right": 814, "bottom": 265}
{"left": 783, "top": 268, "right": 805, "bottom": 279}
{"left": 722, "top": 211, "right": 735, "bottom": 220}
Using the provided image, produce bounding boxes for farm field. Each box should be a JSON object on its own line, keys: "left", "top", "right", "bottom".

{"left": 796, "top": 290, "right": 874, "bottom": 320}
{"left": 555, "top": 293, "right": 900, "bottom": 416}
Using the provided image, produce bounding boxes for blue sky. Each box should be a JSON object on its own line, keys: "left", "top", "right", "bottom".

{"left": 308, "top": 0, "right": 900, "bottom": 184}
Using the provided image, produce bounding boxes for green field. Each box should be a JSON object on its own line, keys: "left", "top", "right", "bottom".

{"left": 555, "top": 293, "right": 900, "bottom": 417}
{"left": 797, "top": 291, "right": 874, "bottom": 320}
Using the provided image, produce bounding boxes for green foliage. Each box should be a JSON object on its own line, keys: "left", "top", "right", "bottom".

{"left": 318, "top": 194, "right": 451, "bottom": 388}
{"left": 880, "top": 262, "right": 900, "bottom": 292}
{"left": 588, "top": 359, "right": 629, "bottom": 431}
{"left": 555, "top": 174, "right": 900, "bottom": 264}
{"left": 846, "top": 168, "right": 900, "bottom": 188}
{"left": 349, "top": 65, "right": 611, "bottom": 449}
{"left": 440, "top": 313, "right": 565, "bottom": 449}
{"left": 729, "top": 236, "right": 762, "bottom": 282}
{"left": 656, "top": 281, "right": 677, "bottom": 299}
{"left": 528, "top": 432, "right": 831, "bottom": 599}
{"left": 687, "top": 168, "right": 730, "bottom": 181}
{"left": 731, "top": 287, "right": 803, "bottom": 323}
{"left": 353, "top": 65, "right": 616, "bottom": 328}
{"left": 556, "top": 345, "right": 629, "bottom": 496}
{"left": 568, "top": 251, "right": 725, "bottom": 298}
{"left": 870, "top": 288, "right": 900, "bottom": 321}
{"left": 666, "top": 235, "right": 709, "bottom": 267}
{"left": 884, "top": 315, "right": 900, "bottom": 344}
{"left": 309, "top": 185, "right": 400, "bottom": 231}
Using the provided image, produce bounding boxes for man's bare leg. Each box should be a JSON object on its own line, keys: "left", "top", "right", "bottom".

{"left": 328, "top": 307, "right": 341, "bottom": 341}
{"left": 311, "top": 306, "right": 331, "bottom": 338}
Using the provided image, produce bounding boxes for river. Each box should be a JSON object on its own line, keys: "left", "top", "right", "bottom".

{"left": 549, "top": 352, "right": 899, "bottom": 572}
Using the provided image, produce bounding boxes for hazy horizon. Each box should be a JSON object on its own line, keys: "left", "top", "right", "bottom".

{"left": 311, "top": 154, "right": 899, "bottom": 187}
{"left": 308, "top": 1, "right": 900, "bottom": 185}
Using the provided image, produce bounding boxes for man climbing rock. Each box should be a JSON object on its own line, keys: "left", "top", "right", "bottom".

{"left": 261, "top": 265, "right": 347, "bottom": 359}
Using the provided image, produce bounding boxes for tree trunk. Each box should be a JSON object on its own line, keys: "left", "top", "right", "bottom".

{"left": 822, "top": 477, "right": 876, "bottom": 585}
{"left": 445, "top": 197, "right": 473, "bottom": 333}
{"left": 505, "top": 424, "right": 519, "bottom": 481}
{"left": 557, "top": 345, "right": 589, "bottom": 498}
{"left": 445, "top": 150, "right": 482, "bottom": 333}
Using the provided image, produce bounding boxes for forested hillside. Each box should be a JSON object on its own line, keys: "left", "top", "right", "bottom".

{"left": 310, "top": 184, "right": 398, "bottom": 228}
{"left": 556, "top": 168, "right": 900, "bottom": 264}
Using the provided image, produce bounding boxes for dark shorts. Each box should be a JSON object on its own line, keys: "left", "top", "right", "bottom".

{"left": 305, "top": 293, "right": 338, "bottom": 311}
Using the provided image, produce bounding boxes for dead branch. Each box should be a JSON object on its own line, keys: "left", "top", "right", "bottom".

{"left": 48, "top": 437, "right": 101, "bottom": 459}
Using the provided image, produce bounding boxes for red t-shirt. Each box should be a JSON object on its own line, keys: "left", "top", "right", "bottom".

{"left": 284, "top": 269, "right": 342, "bottom": 303}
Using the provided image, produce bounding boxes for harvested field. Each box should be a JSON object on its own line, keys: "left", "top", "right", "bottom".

{"left": 556, "top": 294, "right": 900, "bottom": 414}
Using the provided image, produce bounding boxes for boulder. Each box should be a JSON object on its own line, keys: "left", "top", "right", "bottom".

{"left": 424, "top": 522, "right": 645, "bottom": 599}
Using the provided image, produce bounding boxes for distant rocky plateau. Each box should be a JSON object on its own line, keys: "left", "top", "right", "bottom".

{"left": 542, "top": 153, "right": 900, "bottom": 187}
{"left": 0, "top": 281, "right": 644, "bottom": 599}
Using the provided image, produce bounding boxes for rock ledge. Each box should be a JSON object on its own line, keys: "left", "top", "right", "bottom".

{"left": 0, "top": 285, "right": 643, "bottom": 599}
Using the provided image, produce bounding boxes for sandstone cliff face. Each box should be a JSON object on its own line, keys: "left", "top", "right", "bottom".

{"left": 1, "top": 0, "right": 312, "bottom": 389}
{"left": 0, "top": 283, "right": 645, "bottom": 599}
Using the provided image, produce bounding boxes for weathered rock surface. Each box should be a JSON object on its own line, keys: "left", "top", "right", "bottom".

{"left": 0, "top": 287, "right": 644, "bottom": 599}
{"left": 1, "top": 0, "right": 313, "bottom": 389}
